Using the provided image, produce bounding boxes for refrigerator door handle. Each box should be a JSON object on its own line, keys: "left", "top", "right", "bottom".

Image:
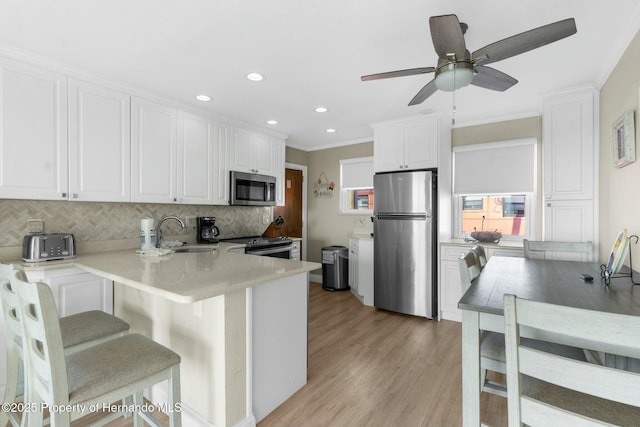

{"left": 375, "top": 213, "right": 429, "bottom": 220}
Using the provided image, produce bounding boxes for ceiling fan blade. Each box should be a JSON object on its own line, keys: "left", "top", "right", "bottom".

{"left": 471, "top": 66, "right": 518, "bottom": 91}
{"left": 408, "top": 79, "right": 438, "bottom": 106}
{"left": 361, "top": 67, "right": 436, "bottom": 81}
{"left": 429, "top": 14, "right": 467, "bottom": 59}
{"left": 472, "top": 18, "right": 576, "bottom": 65}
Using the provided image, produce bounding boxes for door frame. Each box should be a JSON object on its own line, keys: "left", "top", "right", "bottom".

{"left": 285, "top": 162, "right": 308, "bottom": 261}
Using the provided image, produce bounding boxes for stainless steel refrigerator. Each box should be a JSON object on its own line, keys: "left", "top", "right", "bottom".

{"left": 373, "top": 170, "right": 437, "bottom": 318}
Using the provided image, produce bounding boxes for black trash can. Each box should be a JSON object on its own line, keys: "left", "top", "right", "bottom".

{"left": 321, "top": 245, "right": 349, "bottom": 291}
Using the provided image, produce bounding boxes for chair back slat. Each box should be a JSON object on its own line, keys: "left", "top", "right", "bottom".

{"left": 523, "top": 239, "right": 593, "bottom": 261}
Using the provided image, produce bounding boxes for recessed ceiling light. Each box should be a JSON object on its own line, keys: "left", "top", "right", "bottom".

{"left": 314, "top": 107, "right": 328, "bottom": 113}
{"left": 246, "top": 72, "right": 264, "bottom": 82}
{"left": 195, "top": 94, "right": 211, "bottom": 101}
{"left": 267, "top": 120, "right": 278, "bottom": 125}
{"left": 325, "top": 128, "right": 336, "bottom": 133}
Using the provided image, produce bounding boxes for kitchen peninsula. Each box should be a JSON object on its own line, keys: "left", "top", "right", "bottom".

{"left": 72, "top": 243, "right": 321, "bottom": 427}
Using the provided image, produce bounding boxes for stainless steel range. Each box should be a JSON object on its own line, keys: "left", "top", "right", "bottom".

{"left": 221, "top": 236, "right": 294, "bottom": 259}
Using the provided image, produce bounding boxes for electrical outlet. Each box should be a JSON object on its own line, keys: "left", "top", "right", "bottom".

{"left": 263, "top": 214, "right": 270, "bottom": 225}
{"left": 185, "top": 216, "right": 197, "bottom": 227}
{"left": 26, "top": 219, "right": 44, "bottom": 234}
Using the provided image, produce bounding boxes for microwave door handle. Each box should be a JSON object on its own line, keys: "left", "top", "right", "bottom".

{"left": 247, "top": 245, "right": 292, "bottom": 256}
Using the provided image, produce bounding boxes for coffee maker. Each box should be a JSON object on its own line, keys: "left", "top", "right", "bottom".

{"left": 197, "top": 217, "right": 220, "bottom": 243}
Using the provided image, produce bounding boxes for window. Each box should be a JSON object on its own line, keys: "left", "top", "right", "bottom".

{"left": 459, "top": 194, "right": 529, "bottom": 237}
{"left": 340, "top": 157, "right": 374, "bottom": 214}
{"left": 462, "top": 196, "right": 483, "bottom": 210}
{"left": 453, "top": 139, "right": 536, "bottom": 240}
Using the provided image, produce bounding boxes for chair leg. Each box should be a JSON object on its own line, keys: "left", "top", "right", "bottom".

{"left": 169, "top": 365, "right": 182, "bottom": 427}
{"left": 133, "top": 392, "right": 144, "bottom": 427}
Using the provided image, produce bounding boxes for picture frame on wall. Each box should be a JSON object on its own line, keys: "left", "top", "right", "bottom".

{"left": 612, "top": 109, "right": 636, "bottom": 168}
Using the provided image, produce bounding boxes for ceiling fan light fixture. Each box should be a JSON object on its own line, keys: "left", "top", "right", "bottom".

{"left": 435, "top": 63, "right": 474, "bottom": 91}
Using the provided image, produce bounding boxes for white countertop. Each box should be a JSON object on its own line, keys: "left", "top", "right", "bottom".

{"left": 68, "top": 243, "right": 320, "bottom": 303}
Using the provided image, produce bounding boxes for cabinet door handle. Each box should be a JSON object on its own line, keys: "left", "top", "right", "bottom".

{"left": 72, "top": 193, "right": 78, "bottom": 199}
{"left": 61, "top": 192, "right": 67, "bottom": 198}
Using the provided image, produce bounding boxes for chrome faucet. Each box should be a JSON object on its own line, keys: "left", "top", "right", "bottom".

{"left": 156, "top": 215, "right": 186, "bottom": 248}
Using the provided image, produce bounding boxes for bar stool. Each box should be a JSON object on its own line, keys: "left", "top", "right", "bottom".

{"left": 12, "top": 269, "right": 182, "bottom": 427}
{"left": 0, "top": 264, "right": 130, "bottom": 427}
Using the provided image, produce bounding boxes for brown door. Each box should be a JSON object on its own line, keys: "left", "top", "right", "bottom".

{"left": 272, "top": 168, "right": 303, "bottom": 238}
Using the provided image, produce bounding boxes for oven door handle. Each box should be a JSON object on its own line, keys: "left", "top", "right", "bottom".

{"left": 246, "top": 245, "right": 293, "bottom": 256}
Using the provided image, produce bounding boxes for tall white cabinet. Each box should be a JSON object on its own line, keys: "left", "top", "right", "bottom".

{"left": 542, "top": 87, "right": 598, "bottom": 255}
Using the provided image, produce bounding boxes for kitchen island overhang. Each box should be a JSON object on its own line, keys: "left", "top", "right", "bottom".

{"left": 73, "top": 244, "right": 320, "bottom": 427}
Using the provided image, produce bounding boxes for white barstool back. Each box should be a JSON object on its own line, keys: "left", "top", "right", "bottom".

{"left": 504, "top": 294, "right": 640, "bottom": 426}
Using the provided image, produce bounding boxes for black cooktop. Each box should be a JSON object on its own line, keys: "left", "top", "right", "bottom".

{"left": 220, "top": 236, "right": 292, "bottom": 248}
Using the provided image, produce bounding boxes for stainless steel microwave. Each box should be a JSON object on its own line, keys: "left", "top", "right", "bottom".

{"left": 229, "top": 171, "right": 276, "bottom": 206}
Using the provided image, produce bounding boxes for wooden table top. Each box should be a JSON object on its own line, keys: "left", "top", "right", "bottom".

{"left": 458, "top": 256, "right": 640, "bottom": 316}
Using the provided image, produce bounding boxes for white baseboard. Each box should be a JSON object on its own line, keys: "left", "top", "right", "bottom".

{"left": 233, "top": 414, "right": 257, "bottom": 427}
{"left": 309, "top": 273, "right": 322, "bottom": 283}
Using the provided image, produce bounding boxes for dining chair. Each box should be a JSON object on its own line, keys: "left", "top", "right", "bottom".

{"left": 504, "top": 294, "right": 640, "bottom": 426}
{"left": 12, "top": 270, "right": 182, "bottom": 427}
{"left": 470, "top": 244, "right": 487, "bottom": 269}
{"left": 0, "top": 264, "right": 130, "bottom": 427}
{"left": 458, "top": 249, "right": 507, "bottom": 396}
{"left": 523, "top": 239, "right": 593, "bottom": 261}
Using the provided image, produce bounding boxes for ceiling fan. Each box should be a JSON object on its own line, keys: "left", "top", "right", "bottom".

{"left": 361, "top": 15, "right": 577, "bottom": 106}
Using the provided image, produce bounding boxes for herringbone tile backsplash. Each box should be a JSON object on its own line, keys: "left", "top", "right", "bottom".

{"left": 0, "top": 199, "right": 271, "bottom": 248}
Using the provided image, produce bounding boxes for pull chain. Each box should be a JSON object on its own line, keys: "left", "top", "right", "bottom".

{"left": 451, "top": 66, "right": 457, "bottom": 126}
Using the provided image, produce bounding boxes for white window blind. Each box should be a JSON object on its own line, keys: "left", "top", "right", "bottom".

{"left": 453, "top": 139, "right": 536, "bottom": 194}
{"left": 340, "top": 157, "right": 374, "bottom": 189}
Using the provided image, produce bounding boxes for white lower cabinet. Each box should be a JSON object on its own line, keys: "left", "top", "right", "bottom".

{"left": 349, "top": 237, "right": 373, "bottom": 306}
{"left": 25, "top": 267, "right": 114, "bottom": 316}
{"left": 440, "top": 243, "right": 523, "bottom": 321}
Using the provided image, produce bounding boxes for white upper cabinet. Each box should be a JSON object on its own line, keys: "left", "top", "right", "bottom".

{"left": 68, "top": 80, "right": 131, "bottom": 202}
{"left": 230, "top": 128, "right": 276, "bottom": 176}
{"left": 542, "top": 88, "right": 595, "bottom": 201}
{"left": 373, "top": 116, "right": 439, "bottom": 172}
{"left": 131, "top": 97, "right": 177, "bottom": 203}
{"left": 213, "top": 121, "right": 231, "bottom": 205}
{"left": 0, "top": 58, "right": 68, "bottom": 200}
{"left": 177, "top": 111, "right": 214, "bottom": 204}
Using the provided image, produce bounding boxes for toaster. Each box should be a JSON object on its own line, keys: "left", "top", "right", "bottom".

{"left": 22, "top": 233, "right": 77, "bottom": 262}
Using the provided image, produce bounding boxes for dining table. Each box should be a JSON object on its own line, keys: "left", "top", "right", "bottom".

{"left": 457, "top": 255, "right": 640, "bottom": 426}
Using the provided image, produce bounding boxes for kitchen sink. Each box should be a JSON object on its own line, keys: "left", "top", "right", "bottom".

{"left": 172, "top": 247, "right": 217, "bottom": 253}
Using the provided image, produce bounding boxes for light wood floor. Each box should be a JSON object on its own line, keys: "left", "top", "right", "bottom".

{"left": 258, "top": 282, "right": 508, "bottom": 427}
{"left": 66, "top": 282, "right": 506, "bottom": 426}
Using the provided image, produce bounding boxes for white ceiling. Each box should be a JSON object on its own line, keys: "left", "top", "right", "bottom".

{"left": 1, "top": 1, "right": 639, "bottom": 151}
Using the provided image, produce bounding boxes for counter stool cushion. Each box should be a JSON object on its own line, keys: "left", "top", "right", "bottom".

{"left": 67, "top": 333, "right": 181, "bottom": 405}
{"left": 59, "top": 310, "right": 130, "bottom": 351}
